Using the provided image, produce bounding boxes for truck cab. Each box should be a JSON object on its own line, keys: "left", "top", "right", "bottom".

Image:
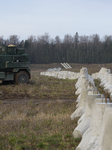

{"left": 0, "top": 44, "right": 30, "bottom": 84}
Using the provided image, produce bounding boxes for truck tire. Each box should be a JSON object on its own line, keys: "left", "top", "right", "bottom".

{"left": 15, "top": 71, "right": 29, "bottom": 84}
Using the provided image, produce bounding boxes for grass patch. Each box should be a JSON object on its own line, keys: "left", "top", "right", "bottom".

{"left": 0, "top": 101, "right": 80, "bottom": 150}
{"left": 0, "top": 63, "right": 111, "bottom": 149}
{"left": 94, "top": 79, "right": 110, "bottom": 98}
{"left": 0, "top": 76, "right": 78, "bottom": 100}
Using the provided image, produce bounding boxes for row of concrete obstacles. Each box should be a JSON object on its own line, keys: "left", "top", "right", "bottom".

{"left": 40, "top": 67, "right": 112, "bottom": 150}
{"left": 71, "top": 67, "right": 112, "bottom": 150}
{"left": 40, "top": 69, "right": 80, "bottom": 79}
{"left": 92, "top": 67, "right": 112, "bottom": 99}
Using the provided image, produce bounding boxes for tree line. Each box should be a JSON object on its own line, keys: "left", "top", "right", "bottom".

{"left": 0, "top": 33, "right": 112, "bottom": 64}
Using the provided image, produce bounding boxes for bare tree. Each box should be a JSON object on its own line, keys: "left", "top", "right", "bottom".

{"left": 0, "top": 36, "right": 4, "bottom": 46}
{"left": 9, "top": 35, "right": 20, "bottom": 45}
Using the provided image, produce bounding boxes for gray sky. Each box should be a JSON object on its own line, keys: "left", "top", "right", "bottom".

{"left": 0, "top": 0, "right": 112, "bottom": 40}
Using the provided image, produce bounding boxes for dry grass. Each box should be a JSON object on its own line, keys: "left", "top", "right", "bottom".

{"left": 94, "top": 79, "right": 110, "bottom": 98}
{"left": 0, "top": 76, "right": 77, "bottom": 100}
{"left": 0, "top": 63, "right": 81, "bottom": 149}
{"left": 0, "top": 63, "right": 112, "bottom": 149}
{"left": 0, "top": 101, "right": 80, "bottom": 150}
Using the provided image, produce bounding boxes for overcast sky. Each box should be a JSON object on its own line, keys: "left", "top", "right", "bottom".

{"left": 0, "top": 0, "right": 112, "bottom": 40}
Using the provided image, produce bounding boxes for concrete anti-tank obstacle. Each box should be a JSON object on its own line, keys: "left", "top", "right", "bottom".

{"left": 95, "top": 103, "right": 112, "bottom": 150}
{"left": 76, "top": 97, "right": 108, "bottom": 150}
{"left": 71, "top": 88, "right": 88, "bottom": 119}
{"left": 72, "top": 68, "right": 96, "bottom": 119}
{"left": 75, "top": 68, "right": 95, "bottom": 96}
{"left": 65, "top": 63, "right": 72, "bottom": 68}
{"left": 72, "top": 94, "right": 101, "bottom": 140}
{"left": 92, "top": 67, "right": 107, "bottom": 80}
{"left": 97, "top": 67, "right": 107, "bottom": 80}
{"left": 41, "top": 66, "right": 112, "bottom": 150}
{"left": 63, "top": 63, "right": 69, "bottom": 69}
{"left": 75, "top": 78, "right": 112, "bottom": 150}
{"left": 77, "top": 89, "right": 98, "bottom": 124}
{"left": 92, "top": 72, "right": 99, "bottom": 79}
{"left": 93, "top": 67, "right": 112, "bottom": 94}
{"left": 100, "top": 70, "right": 111, "bottom": 87}
{"left": 60, "top": 62, "right": 72, "bottom": 69}
{"left": 75, "top": 77, "right": 89, "bottom": 95}
{"left": 60, "top": 63, "right": 68, "bottom": 69}
{"left": 73, "top": 116, "right": 91, "bottom": 139}
{"left": 104, "top": 74, "right": 112, "bottom": 92}
{"left": 70, "top": 67, "right": 112, "bottom": 150}
{"left": 71, "top": 67, "right": 98, "bottom": 139}
{"left": 60, "top": 63, "right": 71, "bottom": 69}
{"left": 40, "top": 69, "right": 79, "bottom": 80}
{"left": 105, "top": 75, "right": 112, "bottom": 93}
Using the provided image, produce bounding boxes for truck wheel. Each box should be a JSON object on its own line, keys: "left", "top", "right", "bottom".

{"left": 15, "top": 71, "right": 29, "bottom": 84}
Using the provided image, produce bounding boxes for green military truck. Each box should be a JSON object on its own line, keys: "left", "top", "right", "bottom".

{"left": 0, "top": 44, "right": 30, "bottom": 84}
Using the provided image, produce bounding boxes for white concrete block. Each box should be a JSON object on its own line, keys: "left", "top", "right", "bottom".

{"left": 76, "top": 99, "right": 106, "bottom": 150}
{"left": 71, "top": 89, "right": 88, "bottom": 119}
{"left": 72, "top": 94, "right": 101, "bottom": 142}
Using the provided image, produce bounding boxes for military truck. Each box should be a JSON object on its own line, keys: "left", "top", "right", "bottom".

{"left": 0, "top": 44, "right": 30, "bottom": 84}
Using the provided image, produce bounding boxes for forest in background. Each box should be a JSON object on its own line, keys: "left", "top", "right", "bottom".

{"left": 0, "top": 33, "right": 112, "bottom": 64}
